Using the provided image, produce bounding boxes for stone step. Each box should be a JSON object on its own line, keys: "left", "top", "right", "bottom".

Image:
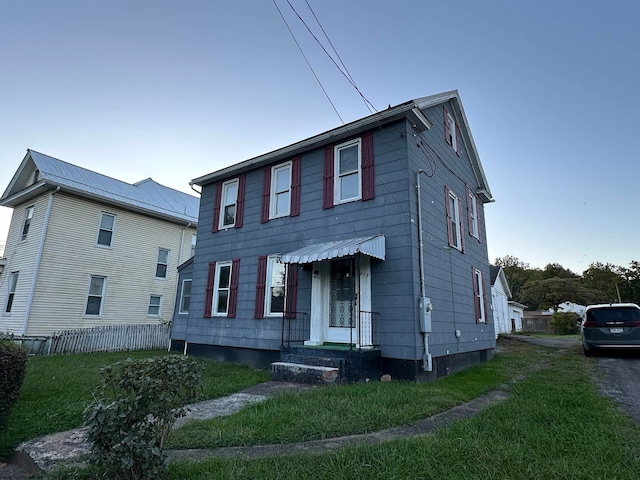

{"left": 271, "top": 362, "right": 340, "bottom": 384}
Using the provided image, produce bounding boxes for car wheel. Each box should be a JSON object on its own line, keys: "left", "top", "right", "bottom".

{"left": 583, "top": 346, "right": 594, "bottom": 357}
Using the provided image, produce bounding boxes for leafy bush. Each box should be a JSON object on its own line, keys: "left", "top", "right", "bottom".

{"left": 84, "top": 355, "right": 202, "bottom": 480}
{"left": 549, "top": 312, "right": 580, "bottom": 335}
{"left": 0, "top": 340, "right": 28, "bottom": 429}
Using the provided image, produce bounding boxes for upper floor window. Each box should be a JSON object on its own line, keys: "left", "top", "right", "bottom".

{"left": 270, "top": 162, "right": 292, "bottom": 218}
{"left": 444, "top": 106, "right": 461, "bottom": 156}
{"left": 148, "top": 295, "right": 162, "bottom": 316}
{"left": 212, "top": 176, "right": 245, "bottom": 233}
{"left": 334, "top": 139, "right": 361, "bottom": 204}
{"left": 323, "top": 132, "right": 374, "bottom": 209}
{"left": 85, "top": 275, "right": 106, "bottom": 316}
{"left": 190, "top": 234, "right": 197, "bottom": 258}
{"left": 467, "top": 188, "right": 479, "bottom": 239}
{"left": 472, "top": 267, "right": 486, "bottom": 323}
{"left": 21, "top": 206, "right": 34, "bottom": 241}
{"left": 445, "top": 187, "right": 464, "bottom": 252}
{"left": 5, "top": 272, "right": 18, "bottom": 313}
{"left": 156, "top": 248, "right": 169, "bottom": 278}
{"left": 179, "top": 279, "right": 192, "bottom": 314}
{"left": 31, "top": 169, "right": 40, "bottom": 185}
{"left": 97, "top": 213, "right": 115, "bottom": 247}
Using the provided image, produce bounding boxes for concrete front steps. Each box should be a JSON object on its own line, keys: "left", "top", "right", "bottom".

{"left": 271, "top": 345, "right": 382, "bottom": 384}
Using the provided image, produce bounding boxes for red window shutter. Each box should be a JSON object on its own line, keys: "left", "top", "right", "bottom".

{"left": 361, "top": 132, "right": 375, "bottom": 201}
{"left": 212, "top": 182, "right": 222, "bottom": 233}
{"left": 472, "top": 267, "right": 480, "bottom": 323}
{"left": 455, "top": 124, "right": 462, "bottom": 157}
{"left": 444, "top": 185, "right": 453, "bottom": 247}
{"left": 227, "top": 258, "right": 240, "bottom": 318}
{"left": 204, "top": 261, "right": 216, "bottom": 317}
{"left": 261, "top": 167, "right": 271, "bottom": 223}
{"left": 291, "top": 156, "right": 301, "bottom": 216}
{"left": 443, "top": 107, "right": 452, "bottom": 146}
{"left": 466, "top": 185, "right": 473, "bottom": 234}
{"left": 284, "top": 264, "right": 298, "bottom": 319}
{"left": 323, "top": 146, "right": 334, "bottom": 209}
{"left": 483, "top": 272, "right": 489, "bottom": 324}
{"left": 458, "top": 198, "right": 466, "bottom": 253}
{"left": 254, "top": 256, "right": 267, "bottom": 319}
{"left": 235, "top": 175, "right": 246, "bottom": 229}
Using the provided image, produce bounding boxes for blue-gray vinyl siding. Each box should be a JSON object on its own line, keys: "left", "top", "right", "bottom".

{"left": 182, "top": 102, "right": 494, "bottom": 362}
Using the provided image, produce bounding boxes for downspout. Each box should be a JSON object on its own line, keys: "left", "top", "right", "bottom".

{"left": 178, "top": 222, "right": 192, "bottom": 266}
{"left": 23, "top": 186, "right": 59, "bottom": 336}
{"left": 416, "top": 171, "right": 433, "bottom": 371}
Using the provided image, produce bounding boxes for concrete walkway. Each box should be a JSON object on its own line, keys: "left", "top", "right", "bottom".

{"left": 11, "top": 381, "right": 508, "bottom": 476}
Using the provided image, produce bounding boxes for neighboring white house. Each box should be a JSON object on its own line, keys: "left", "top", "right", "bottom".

{"left": 490, "top": 265, "right": 526, "bottom": 337}
{"left": 0, "top": 149, "right": 199, "bottom": 338}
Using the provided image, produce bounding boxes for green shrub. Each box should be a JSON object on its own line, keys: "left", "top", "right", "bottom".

{"left": 84, "top": 355, "right": 202, "bottom": 480}
{"left": 549, "top": 312, "right": 580, "bottom": 335}
{"left": 0, "top": 340, "right": 28, "bottom": 429}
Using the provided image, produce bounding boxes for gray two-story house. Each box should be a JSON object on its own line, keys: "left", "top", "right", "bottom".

{"left": 171, "top": 90, "right": 495, "bottom": 382}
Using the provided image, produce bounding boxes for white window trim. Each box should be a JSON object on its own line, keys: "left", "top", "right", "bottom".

{"left": 20, "top": 206, "right": 34, "bottom": 241}
{"left": 96, "top": 212, "right": 116, "bottom": 248}
{"left": 473, "top": 268, "right": 486, "bottom": 323}
{"left": 179, "top": 279, "right": 192, "bottom": 314}
{"left": 270, "top": 161, "right": 292, "bottom": 219}
{"left": 85, "top": 275, "right": 107, "bottom": 317}
{"left": 447, "top": 112, "right": 457, "bottom": 152}
{"left": 148, "top": 295, "right": 163, "bottom": 317}
{"left": 190, "top": 234, "right": 197, "bottom": 258}
{"left": 469, "top": 192, "right": 479, "bottom": 239}
{"left": 449, "top": 191, "right": 462, "bottom": 250}
{"left": 219, "top": 179, "right": 239, "bottom": 229}
{"left": 334, "top": 138, "right": 362, "bottom": 205}
{"left": 5, "top": 272, "right": 18, "bottom": 313}
{"left": 213, "top": 261, "right": 233, "bottom": 316}
{"left": 155, "top": 248, "right": 170, "bottom": 279}
{"left": 265, "top": 256, "right": 286, "bottom": 317}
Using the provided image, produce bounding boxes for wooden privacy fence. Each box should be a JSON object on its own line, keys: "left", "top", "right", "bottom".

{"left": 2, "top": 323, "right": 172, "bottom": 355}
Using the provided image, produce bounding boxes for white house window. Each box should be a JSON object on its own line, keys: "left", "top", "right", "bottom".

{"left": 5, "top": 272, "right": 18, "bottom": 313}
{"left": 473, "top": 268, "right": 486, "bottom": 323}
{"left": 97, "top": 213, "right": 115, "bottom": 247}
{"left": 85, "top": 276, "right": 106, "bottom": 316}
{"left": 446, "top": 112, "right": 457, "bottom": 152}
{"left": 21, "top": 206, "right": 34, "bottom": 241}
{"left": 148, "top": 295, "right": 162, "bottom": 316}
{"left": 213, "top": 261, "right": 232, "bottom": 315}
{"left": 156, "top": 248, "right": 169, "bottom": 278}
{"left": 179, "top": 279, "right": 192, "bottom": 314}
{"left": 265, "top": 256, "right": 286, "bottom": 315}
{"left": 220, "top": 179, "right": 239, "bottom": 229}
{"left": 334, "top": 138, "right": 361, "bottom": 204}
{"left": 270, "top": 162, "right": 292, "bottom": 218}
{"left": 468, "top": 191, "right": 479, "bottom": 239}
{"left": 190, "top": 234, "right": 197, "bottom": 258}
{"left": 448, "top": 191, "right": 462, "bottom": 250}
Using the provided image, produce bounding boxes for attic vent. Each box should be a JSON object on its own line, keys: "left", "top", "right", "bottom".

{"left": 32, "top": 169, "right": 40, "bottom": 185}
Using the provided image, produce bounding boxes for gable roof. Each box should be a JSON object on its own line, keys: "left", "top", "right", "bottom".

{"left": 191, "top": 90, "right": 493, "bottom": 203}
{"left": 1, "top": 150, "right": 199, "bottom": 225}
{"left": 490, "top": 264, "right": 512, "bottom": 298}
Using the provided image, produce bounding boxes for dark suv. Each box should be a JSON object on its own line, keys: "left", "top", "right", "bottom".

{"left": 581, "top": 303, "right": 640, "bottom": 356}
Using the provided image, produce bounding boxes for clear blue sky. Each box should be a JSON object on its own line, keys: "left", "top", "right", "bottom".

{"left": 1, "top": 0, "right": 638, "bottom": 274}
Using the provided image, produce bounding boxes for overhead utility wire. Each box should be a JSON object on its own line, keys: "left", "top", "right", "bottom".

{"left": 273, "top": 0, "right": 344, "bottom": 124}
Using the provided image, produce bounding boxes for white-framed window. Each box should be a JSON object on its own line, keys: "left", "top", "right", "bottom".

{"left": 448, "top": 191, "right": 462, "bottom": 250}
{"left": 85, "top": 276, "right": 106, "bottom": 316}
{"left": 179, "top": 279, "right": 192, "bottom": 314}
{"left": 265, "top": 256, "right": 286, "bottom": 316}
{"left": 270, "top": 162, "right": 292, "bottom": 218}
{"left": 148, "top": 295, "right": 162, "bottom": 316}
{"left": 446, "top": 111, "right": 457, "bottom": 152}
{"left": 96, "top": 212, "right": 115, "bottom": 247}
{"left": 219, "top": 179, "right": 239, "bottom": 229}
{"left": 468, "top": 191, "right": 479, "bottom": 239}
{"left": 156, "top": 248, "right": 169, "bottom": 278}
{"left": 334, "top": 138, "right": 361, "bottom": 204}
{"left": 5, "top": 272, "right": 18, "bottom": 313}
{"left": 21, "top": 206, "right": 34, "bottom": 241}
{"left": 213, "top": 261, "right": 233, "bottom": 316}
{"left": 473, "top": 268, "right": 486, "bottom": 323}
{"left": 190, "top": 234, "right": 197, "bottom": 258}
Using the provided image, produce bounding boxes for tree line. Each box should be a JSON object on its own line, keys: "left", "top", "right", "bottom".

{"left": 495, "top": 255, "right": 640, "bottom": 311}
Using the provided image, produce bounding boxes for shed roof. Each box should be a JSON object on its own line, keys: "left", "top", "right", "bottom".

{"left": 1, "top": 150, "right": 199, "bottom": 225}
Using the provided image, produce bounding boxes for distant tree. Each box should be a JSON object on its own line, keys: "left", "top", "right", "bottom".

{"left": 520, "top": 277, "right": 606, "bottom": 311}
{"left": 494, "top": 256, "right": 542, "bottom": 304}
{"left": 582, "top": 262, "right": 623, "bottom": 303}
{"left": 619, "top": 261, "right": 640, "bottom": 304}
{"left": 542, "top": 263, "right": 578, "bottom": 279}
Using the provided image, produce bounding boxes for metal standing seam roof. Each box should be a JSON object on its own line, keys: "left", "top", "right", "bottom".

{"left": 278, "top": 235, "right": 386, "bottom": 264}
{"left": 1, "top": 150, "right": 199, "bottom": 224}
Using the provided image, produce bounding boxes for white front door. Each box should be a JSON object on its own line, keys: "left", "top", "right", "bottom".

{"left": 326, "top": 258, "right": 356, "bottom": 343}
